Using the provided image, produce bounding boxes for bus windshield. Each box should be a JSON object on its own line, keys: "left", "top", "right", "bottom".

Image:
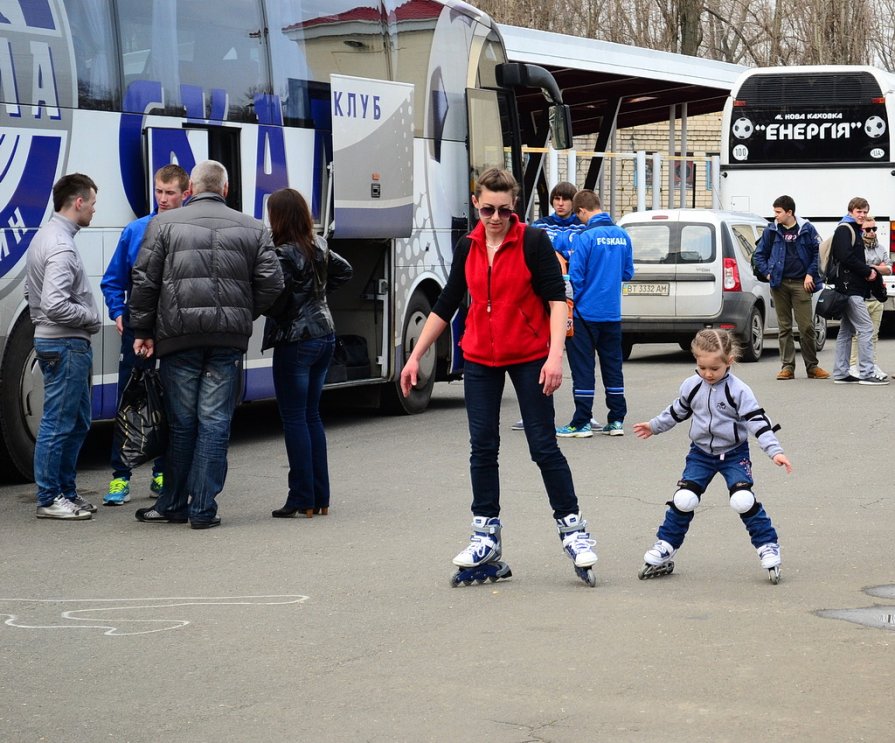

{"left": 728, "top": 70, "right": 890, "bottom": 165}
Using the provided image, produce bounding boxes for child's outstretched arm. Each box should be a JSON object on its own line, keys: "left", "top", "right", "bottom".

{"left": 772, "top": 453, "right": 792, "bottom": 474}
{"left": 633, "top": 422, "right": 654, "bottom": 439}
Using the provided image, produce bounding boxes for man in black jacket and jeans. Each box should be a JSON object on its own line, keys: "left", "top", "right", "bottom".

{"left": 129, "top": 160, "right": 284, "bottom": 527}
{"left": 831, "top": 196, "right": 888, "bottom": 386}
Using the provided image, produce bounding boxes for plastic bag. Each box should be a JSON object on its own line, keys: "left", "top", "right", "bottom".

{"left": 113, "top": 368, "right": 168, "bottom": 468}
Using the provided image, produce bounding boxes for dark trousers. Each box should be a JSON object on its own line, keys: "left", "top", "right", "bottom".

{"left": 463, "top": 358, "right": 579, "bottom": 519}
{"left": 566, "top": 318, "right": 627, "bottom": 426}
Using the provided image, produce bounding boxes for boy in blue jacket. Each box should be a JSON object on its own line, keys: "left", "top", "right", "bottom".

{"left": 99, "top": 164, "right": 189, "bottom": 505}
{"left": 556, "top": 189, "right": 634, "bottom": 438}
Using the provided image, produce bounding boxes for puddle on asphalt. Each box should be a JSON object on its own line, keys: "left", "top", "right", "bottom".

{"left": 816, "top": 584, "right": 895, "bottom": 631}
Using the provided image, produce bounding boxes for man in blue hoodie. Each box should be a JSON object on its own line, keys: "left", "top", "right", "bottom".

{"left": 556, "top": 189, "right": 634, "bottom": 438}
{"left": 100, "top": 164, "right": 190, "bottom": 505}
{"left": 753, "top": 194, "right": 830, "bottom": 381}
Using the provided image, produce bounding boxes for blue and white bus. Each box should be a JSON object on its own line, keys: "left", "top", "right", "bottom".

{"left": 0, "top": 0, "right": 571, "bottom": 481}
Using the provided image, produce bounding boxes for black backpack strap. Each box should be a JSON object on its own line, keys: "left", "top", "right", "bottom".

{"left": 522, "top": 226, "right": 542, "bottom": 275}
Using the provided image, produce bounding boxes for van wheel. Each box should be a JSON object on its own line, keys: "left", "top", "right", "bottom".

{"left": 739, "top": 306, "right": 764, "bottom": 362}
{"left": 813, "top": 314, "right": 827, "bottom": 351}
{"left": 622, "top": 339, "right": 633, "bottom": 361}
{"left": 0, "top": 314, "right": 40, "bottom": 482}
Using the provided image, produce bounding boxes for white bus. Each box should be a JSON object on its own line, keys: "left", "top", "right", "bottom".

{"left": 721, "top": 64, "right": 895, "bottom": 254}
{"left": 0, "top": 0, "right": 571, "bottom": 482}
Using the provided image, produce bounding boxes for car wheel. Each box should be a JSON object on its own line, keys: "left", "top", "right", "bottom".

{"left": 622, "top": 338, "right": 633, "bottom": 361}
{"left": 739, "top": 306, "right": 764, "bottom": 362}
{"left": 813, "top": 313, "right": 827, "bottom": 351}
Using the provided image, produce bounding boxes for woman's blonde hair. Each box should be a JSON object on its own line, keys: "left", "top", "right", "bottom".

{"left": 691, "top": 328, "right": 740, "bottom": 362}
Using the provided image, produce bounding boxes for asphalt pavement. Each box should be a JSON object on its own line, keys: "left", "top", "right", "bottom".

{"left": 2, "top": 339, "right": 894, "bottom": 742}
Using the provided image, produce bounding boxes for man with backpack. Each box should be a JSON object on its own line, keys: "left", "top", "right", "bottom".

{"left": 753, "top": 195, "right": 830, "bottom": 380}
{"left": 830, "top": 197, "right": 888, "bottom": 385}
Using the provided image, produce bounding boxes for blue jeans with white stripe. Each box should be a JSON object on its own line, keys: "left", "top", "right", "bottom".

{"left": 565, "top": 318, "right": 627, "bottom": 427}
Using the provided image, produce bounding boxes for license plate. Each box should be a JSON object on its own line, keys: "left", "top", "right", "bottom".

{"left": 623, "top": 282, "right": 669, "bottom": 296}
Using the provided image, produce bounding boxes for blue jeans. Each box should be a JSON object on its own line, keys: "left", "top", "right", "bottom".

{"left": 834, "top": 294, "right": 875, "bottom": 379}
{"left": 463, "top": 358, "right": 579, "bottom": 519}
{"left": 566, "top": 318, "right": 626, "bottom": 427}
{"left": 155, "top": 347, "right": 242, "bottom": 523}
{"left": 33, "top": 337, "right": 93, "bottom": 506}
{"left": 272, "top": 334, "right": 335, "bottom": 511}
{"left": 110, "top": 325, "right": 164, "bottom": 479}
{"left": 656, "top": 442, "right": 778, "bottom": 549}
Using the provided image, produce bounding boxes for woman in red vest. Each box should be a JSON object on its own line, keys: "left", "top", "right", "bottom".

{"left": 400, "top": 168, "right": 598, "bottom": 587}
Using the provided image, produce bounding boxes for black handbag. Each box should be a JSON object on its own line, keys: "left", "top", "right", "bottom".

{"left": 815, "top": 286, "right": 849, "bottom": 320}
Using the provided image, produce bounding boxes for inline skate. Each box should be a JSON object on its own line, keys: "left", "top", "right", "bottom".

{"left": 638, "top": 539, "right": 676, "bottom": 580}
{"left": 757, "top": 542, "right": 781, "bottom": 584}
{"left": 556, "top": 513, "right": 597, "bottom": 587}
{"left": 450, "top": 516, "right": 512, "bottom": 587}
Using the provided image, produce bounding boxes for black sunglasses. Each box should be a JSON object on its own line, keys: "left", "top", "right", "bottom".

{"left": 478, "top": 205, "right": 514, "bottom": 219}
{"left": 864, "top": 226, "right": 878, "bottom": 233}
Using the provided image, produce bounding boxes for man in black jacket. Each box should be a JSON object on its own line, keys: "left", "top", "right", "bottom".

{"left": 830, "top": 196, "right": 888, "bottom": 386}
{"left": 129, "top": 160, "right": 284, "bottom": 527}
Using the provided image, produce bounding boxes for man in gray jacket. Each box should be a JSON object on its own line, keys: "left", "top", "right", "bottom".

{"left": 129, "top": 160, "right": 283, "bottom": 528}
{"left": 25, "top": 173, "right": 102, "bottom": 520}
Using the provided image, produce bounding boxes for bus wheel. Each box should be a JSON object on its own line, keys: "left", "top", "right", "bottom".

{"left": 0, "top": 315, "right": 40, "bottom": 482}
{"left": 740, "top": 306, "right": 764, "bottom": 362}
{"left": 382, "top": 292, "right": 436, "bottom": 415}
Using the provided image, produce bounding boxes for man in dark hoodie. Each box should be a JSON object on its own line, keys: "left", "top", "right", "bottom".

{"left": 830, "top": 197, "right": 888, "bottom": 385}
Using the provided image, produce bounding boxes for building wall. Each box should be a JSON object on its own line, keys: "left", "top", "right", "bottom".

{"left": 541, "top": 111, "right": 723, "bottom": 220}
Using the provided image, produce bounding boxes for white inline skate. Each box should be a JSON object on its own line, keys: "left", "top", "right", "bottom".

{"left": 450, "top": 516, "right": 512, "bottom": 587}
{"left": 556, "top": 513, "right": 597, "bottom": 587}
{"left": 638, "top": 539, "right": 677, "bottom": 580}
{"left": 757, "top": 542, "right": 781, "bottom": 584}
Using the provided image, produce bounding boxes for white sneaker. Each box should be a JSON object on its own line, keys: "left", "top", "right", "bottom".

{"left": 510, "top": 419, "right": 524, "bottom": 431}
{"left": 556, "top": 513, "right": 598, "bottom": 568}
{"left": 874, "top": 365, "right": 888, "bottom": 380}
{"left": 36, "top": 495, "right": 92, "bottom": 520}
{"left": 644, "top": 539, "right": 676, "bottom": 566}
{"left": 848, "top": 365, "right": 860, "bottom": 379}
{"left": 757, "top": 542, "right": 781, "bottom": 569}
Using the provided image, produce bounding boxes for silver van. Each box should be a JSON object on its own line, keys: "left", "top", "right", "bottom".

{"left": 617, "top": 208, "right": 826, "bottom": 361}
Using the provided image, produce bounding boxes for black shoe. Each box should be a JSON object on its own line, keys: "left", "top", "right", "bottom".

{"left": 135, "top": 507, "right": 187, "bottom": 523}
{"left": 190, "top": 517, "right": 221, "bottom": 530}
{"left": 271, "top": 506, "right": 300, "bottom": 518}
{"left": 859, "top": 376, "right": 890, "bottom": 386}
{"left": 833, "top": 375, "right": 860, "bottom": 384}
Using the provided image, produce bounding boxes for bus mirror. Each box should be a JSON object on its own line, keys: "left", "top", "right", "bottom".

{"left": 496, "top": 62, "right": 563, "bottom": 106}
{"left": 550, "top": 104, "right": 573, "bottom": 151}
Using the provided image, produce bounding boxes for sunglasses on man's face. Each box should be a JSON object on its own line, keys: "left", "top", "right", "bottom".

{"left": 864, "top": 226, "right": 878, "bottom": 233}
{"left": 478, "top": 205, "right": 514, "bottom": 219}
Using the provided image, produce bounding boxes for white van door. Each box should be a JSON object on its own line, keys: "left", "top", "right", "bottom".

{"left": 622, "top": 220, "right": 721, "bottom": 319}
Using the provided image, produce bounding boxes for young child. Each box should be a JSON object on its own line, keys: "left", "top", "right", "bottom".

{"left": 633, "top": 329, "right": 792, "bottom": 583}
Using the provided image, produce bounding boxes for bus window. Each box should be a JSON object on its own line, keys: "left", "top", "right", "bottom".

{"left": 266, "top": 1, "right": 387, "bottom": 127}
{"left": 117, "top": 0, "right": 269, "bottom": 122}
{"left": 66, "top": 0, "right": 121, "bottom": 110}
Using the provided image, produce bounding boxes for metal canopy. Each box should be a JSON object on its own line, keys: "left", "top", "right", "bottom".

{"left": 499, "top": 25, "right": 748, "bottom": 134}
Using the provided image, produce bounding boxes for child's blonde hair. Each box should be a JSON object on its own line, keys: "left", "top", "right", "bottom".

{"left": 691, "top": 329, "right": 740, "bottom": 362}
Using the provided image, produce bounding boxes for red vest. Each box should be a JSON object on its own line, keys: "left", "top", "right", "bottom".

{"left": 460, "top": 219, "right": 552, "bottom": 366}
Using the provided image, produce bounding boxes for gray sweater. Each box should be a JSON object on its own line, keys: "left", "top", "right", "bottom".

{"left": 649, "top": 372, "right": 784, "bottom": 458}
{"left": 25, "top": 213, "right": 101, "bottom": 340}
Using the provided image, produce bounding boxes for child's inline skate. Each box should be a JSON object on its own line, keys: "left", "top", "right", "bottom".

{"left": 638, "top": 539, "right": 676, "bottom": 579}
{"left": 757, "top": 542, "right": 781, "bottom": 584}
{"left": 556, "top": 513, "right": 598, "bottom": 587}
{"left": 450, "top": 516, "right": 512, "bottom": 587}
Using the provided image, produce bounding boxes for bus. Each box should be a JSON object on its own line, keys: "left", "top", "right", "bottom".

{"left": 0, "top": 0, "right": 572, "bottom": 482}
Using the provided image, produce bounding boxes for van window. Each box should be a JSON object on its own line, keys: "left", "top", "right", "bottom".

{"left": 680, "top": 225, "right": 714, "bottom": 262}
{"left": 625, "top": 222, "right": 715, "bottom": 264}
{"left": 730, "top": 224, "right": 758, "bottom": 261}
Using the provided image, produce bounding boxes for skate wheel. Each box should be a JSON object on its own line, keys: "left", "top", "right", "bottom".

{"left": 768, "top": 567, "right": 781, "bottom": 585}
{"left": 583, "top": 569, "right": 596, "bottom": 588}
{"left": 637, "top": 564, "right": 649, "bottom": 580}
